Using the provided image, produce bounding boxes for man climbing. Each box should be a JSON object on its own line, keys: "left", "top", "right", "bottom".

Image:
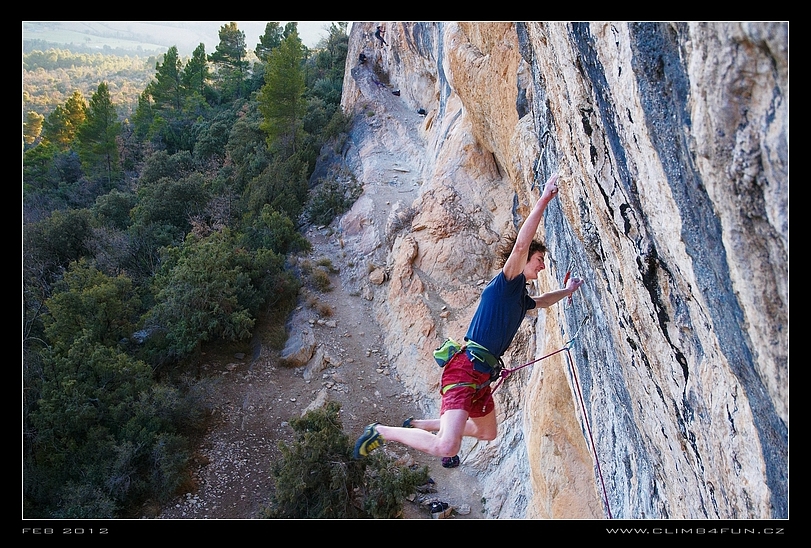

{"left": 375, "top": 25, "right": 388, "bottom": 46}
{"left": 353, "top": 173, "right": 584, "bottom": 466}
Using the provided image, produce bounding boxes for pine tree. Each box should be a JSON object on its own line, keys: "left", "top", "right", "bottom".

{"left": 24, "top": 110, "right": 44, "bottom": 145}
{"left": 258, "top": 31, "right": 306, "bottom": 154}
{"left": 255, "top": 22, "right": 283, "bottom": 63}
{"left": 149, "top": 46, "right": 183, "bottom": 111}
{"left": 42, "top": 91, "right": 87, "bottom": 150}
{"left": 130, "top": 90, "right": 154, "bottom": 140}
{"left": 208, "top": 22, "right": 248, "bottom": 100}
{"left": 181, "top": 43, "right": 210, "bottom": 98}
{"left": 75, "top": 82, "right": 121, "bottom": 184}
{"left": 255, "top": 22, "right": 298, "bottom": 63}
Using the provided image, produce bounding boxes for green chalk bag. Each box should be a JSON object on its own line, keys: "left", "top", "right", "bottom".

{"left": 433, "top": 338, "right": 463, "bottom": 367}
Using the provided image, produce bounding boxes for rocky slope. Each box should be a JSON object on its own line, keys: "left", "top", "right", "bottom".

{"left": 317, "top": 22, "right": 788, "bottom": 519}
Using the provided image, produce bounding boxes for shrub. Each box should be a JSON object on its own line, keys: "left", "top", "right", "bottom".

{"left": 263, "top": 401, "right": 365, "bottom": 518}
{"left": 304, "top": 173, "right": 362, "bottom": 227}
{"left": 310, "top": 268, "right": 332, "bottom": 292}
{"left": 362, "top": 452, "right": 429, "bottom": 518}
{"left": 262, "top": 402, "right": 428, "bottom": 519}
{"left": 146, "top": 229, "right": 287, "bottom": 361}
{"left": 316, "top": 256, "right": 338, "bottom": 272}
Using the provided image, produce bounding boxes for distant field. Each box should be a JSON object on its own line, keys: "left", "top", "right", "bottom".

{"left": 23, "top": 22, "right": 172, "bottom": 54}
{"left": 22, "top": 21, "right": 336, "bottom": 56}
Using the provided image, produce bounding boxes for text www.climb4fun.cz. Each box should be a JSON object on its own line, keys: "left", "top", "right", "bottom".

{"left": 605, "top": 527, "right": 784, "bottom": 535}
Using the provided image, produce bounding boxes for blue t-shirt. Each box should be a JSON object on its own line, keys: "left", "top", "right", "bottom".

{"left": 465, "top": 271, "right": 537, "bottom": 358}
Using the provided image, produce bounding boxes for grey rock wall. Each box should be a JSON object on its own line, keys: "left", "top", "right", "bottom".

{"left": 330, "top": 21, "right": 787, "bottom": 519}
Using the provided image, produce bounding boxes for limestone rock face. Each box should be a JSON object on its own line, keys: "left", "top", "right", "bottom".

{"left": 330, "top": 22, "right": 787, "bottom": 519}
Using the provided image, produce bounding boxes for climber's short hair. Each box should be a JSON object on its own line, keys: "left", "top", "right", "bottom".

{"left": 496, "top": 232, "right": 546, "bottom": 269}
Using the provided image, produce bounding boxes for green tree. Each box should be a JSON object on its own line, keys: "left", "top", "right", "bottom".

{"left": 42, "top": 91, "right": 87, "bottom": 150}
{"left": 241, "top": 204, "right": 311, "bottom": 255}
{"left": 23, "top": 207, "right": 93, "bottom": 356}
{"left": 75, "top": 82, "right": 121, "bottom": 184}
{"left": 242, "top": 153, "right": 309, "bottom": 221}
{"left": 250, "top": 22, "right": 299, "bottom": 93}
{"left": 149, "top": 46, "right": 183, "bottom": 111}
{"left": 134, "top": 46, "right": 207, "bottom": 153}
{"left": 130, "top": 89, "right": 155, "bottom": 140}
{"left": 24, "top": 110, "right": 45, "bottom": 145}
{"left": 130, "top": 172, "right": 210, "bottom": 243}
{"left": 26, "top": 334, "right": 195, "bottom": 517}
{"left": 147, "top": 229, "right": 285, "bottom": 359}
{"left": 224, "top": 102, "right": 270, "bottom": 194}
{"left": 181, "top": 43, "right": 211, "bottom": 98}
{"left": 187, "top": 100, "right": 238, "bottom": 166}
{"left": 42, "top": 259, "right": 141, "bottom": 353}
{"left": 92, "top": 189, "right": 137, "bottom": 231}
{"left": 140, "top": 46, "right": 200, "bottom": 153}
{"left": 24, "top": 208, "right": 94, "bottom": 286}
{"left": 258, "top": 31, "right": 306, "bottom": 154}
{"left": 137, "top": 150, "right": 195, "bottom": 186}
{"left": 23, "top": 140, "right": 60, "bottom": 193}
{"left": 311, "top": 22, "right": 349, "bottom": 83}
{"left": 255, "top": 22, "right": 298, "bottom": 62}
{"left": 255, "top": 22, "right": 283, "bottom": 63}
{"left": 192, "top": 119, "right": 230, "bottom": 164}
{"left": 209, "top": 22, "right": 248, "bottom": 101}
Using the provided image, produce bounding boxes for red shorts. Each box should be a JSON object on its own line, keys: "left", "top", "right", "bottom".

{"left": 439, "top": 350, "right": 495, "bottom": 418}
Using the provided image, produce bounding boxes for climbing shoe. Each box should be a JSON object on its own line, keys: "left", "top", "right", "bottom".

{"left": 430, "top": 501, "right": 453, "bottom": 519}
{"left": 353, "top": 423, "right": 384, "bottom": 459}
{"left": 402, "top": 416, "right": 415, "bottom": 428}
{"left": 441, "top": 455, "right": 460, "bottom": 468}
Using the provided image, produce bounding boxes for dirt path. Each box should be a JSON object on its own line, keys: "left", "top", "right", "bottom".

{"left": 153, "top": 227, "right": 486, "bottom": 520}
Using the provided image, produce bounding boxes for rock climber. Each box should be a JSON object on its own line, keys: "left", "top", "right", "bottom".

{"left": 375, "top": 26, "right": 388, "bottom": 46}
{"left": 353, "top": 173, "right": 585, "bottom": 467}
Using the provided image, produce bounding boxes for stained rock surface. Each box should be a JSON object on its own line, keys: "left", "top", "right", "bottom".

{"left": 322, "top": 22, "right": 788, "bottom": 519}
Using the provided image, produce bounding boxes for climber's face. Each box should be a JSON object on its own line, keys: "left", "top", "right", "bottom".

{"left": 524, "top": 252, "right": 546, "bottom": 280}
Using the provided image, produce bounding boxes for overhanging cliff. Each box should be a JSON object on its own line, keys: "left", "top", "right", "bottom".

{"left": 326, "top": 22, "right": 787, "bottom": 519}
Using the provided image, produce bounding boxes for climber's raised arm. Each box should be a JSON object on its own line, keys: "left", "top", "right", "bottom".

{"left": 503, "top": 173, "right": 559, "bottom": 280}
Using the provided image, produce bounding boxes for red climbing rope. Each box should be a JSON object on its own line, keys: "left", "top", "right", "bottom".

{"left": 489, "top": 346, "right": 568, "bottom": 393}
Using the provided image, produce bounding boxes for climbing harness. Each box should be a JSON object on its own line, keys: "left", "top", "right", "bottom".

{"left": 436, "top": 339, "right": 504, "bottom": 395}
{"left": 464, "top": 339, "right": 501, "bottom": 371}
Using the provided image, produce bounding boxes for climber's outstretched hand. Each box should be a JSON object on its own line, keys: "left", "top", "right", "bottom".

{"left": 540, "top": 173, "right": 559, "bottom": 204}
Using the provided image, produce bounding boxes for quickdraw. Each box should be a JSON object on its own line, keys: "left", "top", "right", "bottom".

{"left": 562, "top": 259, "right": 579, "bottom": 307}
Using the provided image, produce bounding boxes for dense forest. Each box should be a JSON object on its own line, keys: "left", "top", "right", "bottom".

{"left": 23, "top": 46, "right": 157, "bottom": 120}
{"left": 23, "top": 22, "right": 364, "bottom": 518}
